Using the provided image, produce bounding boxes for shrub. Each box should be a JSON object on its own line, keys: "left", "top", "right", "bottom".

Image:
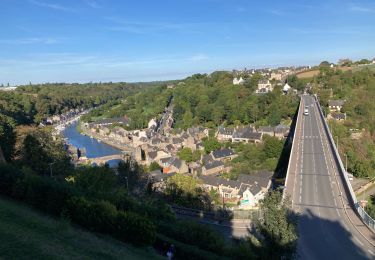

{"left": 158, "top": 220, "right": 225, "bottom": 254}
{"left": 0, "top": 164, "right": 23, "bottom": 195}
{"left": 115, "top": 211, "right": 156, "bottom": 246}
{"left": 67, "top": 196, "right": 156, "bottom": 246}
{"left": 67, "top": 196, "right": 117, "bottom": 233}
{"left": 155, "top": 234, "right": 228, "bottom": 260}
{"left": 25, "top": 174, "right": 74, "bottom": 216}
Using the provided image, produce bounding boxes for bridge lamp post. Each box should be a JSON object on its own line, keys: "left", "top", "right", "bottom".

{"left": 124, "top": 176, "right": 129, "bottom": 190}
{"left": 48, "top": 162, "right": 56, "bottom": 178}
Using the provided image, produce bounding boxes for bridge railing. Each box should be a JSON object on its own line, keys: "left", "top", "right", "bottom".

{"left": 283, "top": 97, "right": 302, "bottom": 201}
{"left": 313, "top": 94, "right": 375, "bottom": 232}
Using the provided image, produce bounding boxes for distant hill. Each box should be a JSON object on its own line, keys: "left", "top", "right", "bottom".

{"left": 295, "top": 64, "right": 375, "bottom": 79}
{"left": 0, "top": 196, "right": 162, "bottom": 259}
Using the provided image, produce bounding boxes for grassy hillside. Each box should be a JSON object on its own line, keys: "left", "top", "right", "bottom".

{"left": 0, "top": 196, "right": 162, "bottom": 259}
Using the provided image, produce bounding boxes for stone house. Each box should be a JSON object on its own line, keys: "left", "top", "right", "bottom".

{"left": 211, "top": 148, "right": 237, "bottom": 161}
{"left": 274, "top": 124, "right": 290, "bottom": 139}
{"left": 162, "top": 157, "right": 189, "bottom": 174}
{"left": 258, "top": 126, "right": 275, "bottom": 137}
{"left": 216, "top": 127, "right": 234, "bottom": 142}
{"left": 202, "top": 160, "right": 225, "bottom": 175}
{"left": 232, "top": 126, "right": 262, "bottom": 143}
{"left": 328, "top": 100, "right": 346, "bottom": 112}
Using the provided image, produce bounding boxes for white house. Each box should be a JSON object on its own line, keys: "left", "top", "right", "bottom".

{"left": 233, "top": 77, "right": 245, "bottom": 85}
{"left": 282, "top": 83, "right": 292, "bottom": 93}
{"left": 256, "top": 79, "right": 273, "bottom": 94}
{"left": 148, "top": 118, "right": 158, "bottom": 129}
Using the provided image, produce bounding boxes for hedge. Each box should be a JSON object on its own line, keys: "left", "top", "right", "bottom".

{"left": 0, "top": 164, "right": 156, "bottom": 246}
{"left": 67, "top": 196, "right": 156, "bottom": 246}
{"left": 158, "top": 220, "right": 226, "bottom": 254}
{"left": 155, "top": 233, "right": 229, "bottom": 260}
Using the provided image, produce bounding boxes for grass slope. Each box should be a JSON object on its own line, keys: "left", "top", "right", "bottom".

{"left": 0, "top": 196, "right": 162, "bottom": 260}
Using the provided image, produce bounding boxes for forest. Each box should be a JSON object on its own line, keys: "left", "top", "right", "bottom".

{"left": 312, "top": 65, "right": 375, "bottom": 179}
{"left": 83, "top": 71, "right": 299, "bottom": 131}
{"left": 0, "top": 82, "right": 149, "bottom": 125}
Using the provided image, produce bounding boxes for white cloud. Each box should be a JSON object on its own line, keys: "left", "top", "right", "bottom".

{"left": 190, "top": 54, "right": 209, "bottom": 62}
{"left": 84, "top": 0, "right": 101, "bottom": 9}
{"left": 349, "top": 5, "right": 375, "bottom": 13}
{"left": 29, "top": 0, "right": 73, "bottom": 12}
{"left": 0, "top": 37, "right": 64, "bottom": 45}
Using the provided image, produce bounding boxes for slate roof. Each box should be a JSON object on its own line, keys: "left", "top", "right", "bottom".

{"left": 149, "top": 170, "right": 174, "bottom": 182}
{"left": 151, "top": 138, "right": 162, "bottom": 145}
{"left": 168, "top": 157, "right": 183, "bottom": 169}
{"left": 328, "top": 100, "right": 346, "bottom": 107}
{"left": 202, "top": 154, "right": 214, "bottom": 165}
{"left": 160, "top": 157, "right": 172, "bottom": 164}
{"left": 332, "top": 113, "right": 346, "bottom": 120}
{"left": 147, "top": 151, "right": 157, "bottom": 160}
{"left": 233, "top": 128, "right": 262, "bottom": 140}
{"left": 172, "top": 137, "right": 183, "bottom": 144}
{"left": 204, "top": 160, "right": 224, "bottom": 170}
{"left": 258, "top": 126, "right": 275, "bottom": 133}
{"left": 200, "top": 171, "right": 272, "bottom": 196}
{"left": 200, "top": 175, "right": 240, "bottom": 188}
{"left": 187, "top": 126, "right": 205, "bottom": 135}
{"left": 217, "top": 126, "right": 234, "bottom": 135}
{"left": 212, "top": 148, "right": 235, "bottom": 159}
{"left": 237, "top": 171, "right": 273, "bottom": 189}
{"left": 274, "top": 124, "right": 289, "bottom": 134}
{"left": 165, "top": 144, "right": 175, "bottom": 152}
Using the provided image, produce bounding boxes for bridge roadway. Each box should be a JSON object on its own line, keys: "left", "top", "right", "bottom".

{"left": 89, "top": 154, "right": 129, "bottom": 165}
{"left": 286, "top": 95, "right": 375, "bottom": 259}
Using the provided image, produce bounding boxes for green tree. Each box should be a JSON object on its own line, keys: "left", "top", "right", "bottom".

{"left": 74, "top": 166, "right": 117, "bottom": 196}
{"left": 263, "top": 135, "right": 284, "bottom": 159}
{"left": 256, "top": 191, "right": 298, "bottom": 259}
{"left": 203, "top": 138, "right": 221, "bottom": 154}
{"left": 0, "top": 114, "right": 16, "bottom": 162}
{"left": 149, "top": 161, "right": 162, "bottom": 171}
{"left": 178, "top": 147, "right": 193, "bottom": 162}
{"left": 182, "top": 110, "right": 193, "bottom": 129}
{"left": 21, "top": 134, "right": 51, "bottom": 175}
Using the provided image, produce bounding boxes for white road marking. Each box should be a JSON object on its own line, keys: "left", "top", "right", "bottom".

{"left": 336, "top": 208, "right": 341, "bottom": 217}
{"left": 343, "top": 222, "right": 349, "bottom": 230}
{"left": 368, "top": 250, "right": 375, "bottom": 256}
{"left": 354, "top": 236, "right": 364, "bottom": 247}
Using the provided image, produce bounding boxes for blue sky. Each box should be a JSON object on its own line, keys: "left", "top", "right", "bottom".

{"left": 0, "top": 0, "right": 375, "bottom": 85}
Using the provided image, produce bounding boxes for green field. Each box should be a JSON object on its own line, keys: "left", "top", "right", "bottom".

{"left": 353, "top": 63, "right": 375, "bottom": 72}
{"left": 0, "top": 196, "right": 162, "bottom": 259}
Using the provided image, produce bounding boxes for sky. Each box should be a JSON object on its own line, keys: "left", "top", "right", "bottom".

{"left": 0, "top": 0, "right": 375, "bottom": 85}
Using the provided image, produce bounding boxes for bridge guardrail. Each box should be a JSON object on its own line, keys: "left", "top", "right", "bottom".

{"left": 283, "top": 97, "right": 302, "bottom": 201}
{"left": 314, "top": 94, "right": 375, "bottom": 232}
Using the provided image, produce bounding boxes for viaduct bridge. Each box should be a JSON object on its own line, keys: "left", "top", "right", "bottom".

{"left": 284, "top": 94, "right": 375, "bottom": 259}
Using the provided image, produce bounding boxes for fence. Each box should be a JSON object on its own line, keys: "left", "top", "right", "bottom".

{"left": 283, "top": 98, "right": 302, "bottom": 200}
{"left": 171, "top": 205, "right": 260, "bottom": 221}
{"left": 314, "top": 94, "right": 375, "bottom": 232}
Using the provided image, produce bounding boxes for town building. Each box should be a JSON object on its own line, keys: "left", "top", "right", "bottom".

{"left": 233, "top": 77, "right": 245, "bottom": 85}
{"left": 328, "top": 100, "right": 346, "bottom": 112}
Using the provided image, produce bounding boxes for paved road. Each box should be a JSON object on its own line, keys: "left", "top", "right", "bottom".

{"left": 286, "top": 95, "right": 375, "bottom": 259}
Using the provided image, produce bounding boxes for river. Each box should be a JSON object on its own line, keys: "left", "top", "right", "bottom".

{"left": 62, "top": 121, "right": 122, "bottom": 159}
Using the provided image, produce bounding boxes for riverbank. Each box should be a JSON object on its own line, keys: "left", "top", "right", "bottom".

{"left": 78, "top": 122, "right": 133, "bottom": 154}
{"left": 62, "top": 121, "right": 123, "bottom": 159}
